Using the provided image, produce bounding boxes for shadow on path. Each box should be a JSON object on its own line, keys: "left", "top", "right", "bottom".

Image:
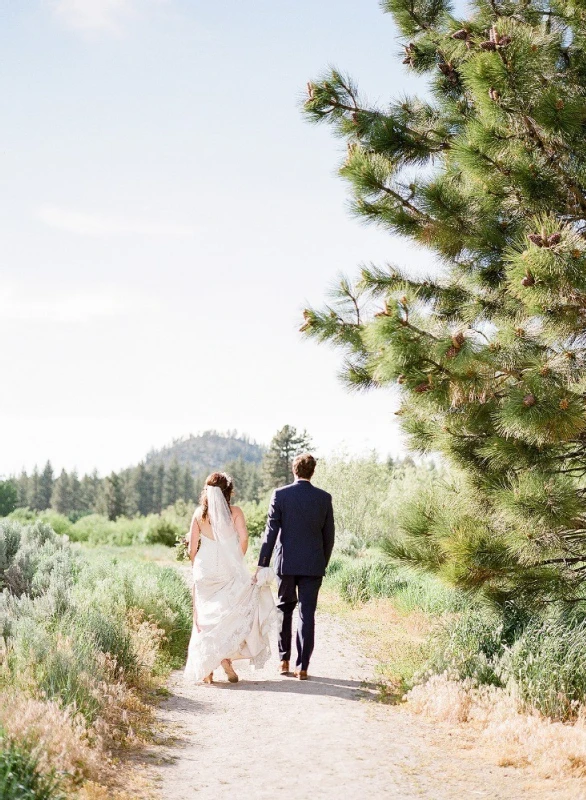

{"left": 205, "top": 674, "right": 380, "bottom": 701}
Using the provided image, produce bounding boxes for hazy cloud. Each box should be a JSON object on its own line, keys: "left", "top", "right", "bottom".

{"left": 0, "top": 284, "right": 161, "bottom": 323}
{"left": 38, "top": 206, "right": 197, "bottom": 238}
{"left": 48, "top": 0, "right": 167, "bottom": 34}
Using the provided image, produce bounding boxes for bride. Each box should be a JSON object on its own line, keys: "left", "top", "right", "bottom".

{"left": 184, "top": 471, "right": 279, "bottom": 684}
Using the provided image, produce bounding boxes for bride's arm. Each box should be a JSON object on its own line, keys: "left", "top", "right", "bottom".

{"left": 189, "top": 511, "right": 201, "bottom": 632}
{"left": 232, "top": 507, "right": 249, "bottom": 555}
{"left": 189, "top": 510, "right": 201, "bottom": 563}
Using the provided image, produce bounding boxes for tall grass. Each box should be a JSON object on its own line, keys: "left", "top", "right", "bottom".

{"left": 326, "top": 553, "right": 466, "bottom": 613}
{"left": 0, "top": 729, "right": 63, "bottom": 800}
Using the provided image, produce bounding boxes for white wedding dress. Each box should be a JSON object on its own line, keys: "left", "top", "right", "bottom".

{"left": 184, "top": 486, "right": 280, "bottom": 681}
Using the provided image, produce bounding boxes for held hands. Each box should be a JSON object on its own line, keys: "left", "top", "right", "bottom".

{"left": 251, "top": 567, "right": 261, "bottom": 585}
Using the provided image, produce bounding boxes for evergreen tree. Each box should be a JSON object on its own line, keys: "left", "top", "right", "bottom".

{"left": 152, "top": 463, "right": 165, "bottom": 514}
{"left": 28, "top": 467, "right": 42, "bottom": 511}
{"left": 131, "top": 462, "right": 154, "bottom": 516}
{"left": 262, "top": 426, "right": 312, "bottom": 490}
{"left": 51, "top": 470, "right": 72, "bottom": 515}
{"left": 181, "top": 465, "right": 195, "bottom": 504}
{"left": 15, "top": 471, "right": 29, "bottom": 508}
{"left": 38, "top": 461, "right": 54, "bottom": 511}
{"left": 0, "top": 480, "right": 17, "bottom": 517}
{"left": 163, "top": 458, "right": 182, "bottom": 508}
{"left": 80, "top": 470, "right": 101, "bottom": 513}
{"left": 303, "top": 0, "right": 586, "bottom": 606}
{"left": 69, "top": 470, "right": 82, "bottom": 516}
{"left": 104, "top": 472, "right": 126, "bottom": 521}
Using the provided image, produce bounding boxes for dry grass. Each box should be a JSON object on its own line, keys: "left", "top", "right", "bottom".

{"left": 0, "top": 692, "right": 103, "bottom": 788}
{"left": 323, "top": 585, "right": 586, "bottom": 782}
{"left": 407, "top": 673, "right": 586, "bottom": 779}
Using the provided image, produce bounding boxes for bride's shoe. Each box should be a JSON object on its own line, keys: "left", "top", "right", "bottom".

{"left": 221, "top": 659, "right": 239, "bottom": 683}
{"left": 202, "top": 673, "right": 213, "bottom": 684}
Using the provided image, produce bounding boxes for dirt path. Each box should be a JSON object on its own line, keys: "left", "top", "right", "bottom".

{"left": 153, "top": 611, "right": 586, "bottom": 800}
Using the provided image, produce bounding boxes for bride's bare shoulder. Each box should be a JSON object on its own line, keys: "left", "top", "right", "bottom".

{"left": 230, "top": 505, "right": 244, "bottom": 518}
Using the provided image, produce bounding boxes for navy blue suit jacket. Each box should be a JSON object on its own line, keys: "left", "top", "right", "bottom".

{"left": 258, "top": 480, "right": 335, "bottom": 576}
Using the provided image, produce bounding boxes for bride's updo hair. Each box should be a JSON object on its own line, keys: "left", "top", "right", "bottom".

{"left": 200, "top": 471, "right": 234, "bottom": 521}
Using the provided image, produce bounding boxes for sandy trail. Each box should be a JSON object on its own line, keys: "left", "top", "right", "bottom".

{"left": 153, "top": 611, "right": 586, "bottom": 800}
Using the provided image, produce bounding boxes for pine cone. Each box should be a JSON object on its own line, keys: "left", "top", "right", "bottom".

{"left": 488, "top": 87, "right": 500, "bottom": 101}
{"left": 521, "top": 273, "right": 535, "bottom": 287}
{"left": 451, "top": 331, "right": 465, "bottom": 348}
{"left": 445, "top": 346, "right": 459, "bottom": 359}
{"left": 522, "top": 393, "right": 536, "bottom": 407}
{"left": 559, "top": 398, "right": 570, "bottom": 410}
{"left": 397, "top": 374, "right": 406, "bottom": 384}
{"left": 480, "top": 41, "right": 497, "bottom": 50}
{"left": 528, "top": 233, "right": 545, "bottom": 247}
{"left": 414, "top": 381, "right": 433, "bottom": 393}
{"left": 546, "top": 232, "right": 562, "bottom": 247}
{"left": 451, "top": 28, "right": 469, "bottom": 40}
{"left": 438, "top": 62, "right": 458, "bottom": 83}
{"left": 556, "top": 99, "right": 565, "bottom": 110}
{"left": 497, "top": 35, "right": 512, "bottom": 47}
{"left": 403, "top": 44, "right": 416, "bottom": 65}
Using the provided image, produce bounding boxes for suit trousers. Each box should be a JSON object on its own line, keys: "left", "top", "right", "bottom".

{"left": 276, "top": 574, "right": 323, "bottom": 670}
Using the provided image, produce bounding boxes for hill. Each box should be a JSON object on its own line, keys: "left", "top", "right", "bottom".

{"left": 144, "top": 431, "right": 264, "bottom": 477}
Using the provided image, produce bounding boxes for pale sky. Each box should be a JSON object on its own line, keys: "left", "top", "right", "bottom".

{"left": 1, "top": 0, "right": 439, "bottom": 476}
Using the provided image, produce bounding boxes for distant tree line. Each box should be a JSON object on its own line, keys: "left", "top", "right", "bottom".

{"left": 8, "top": 459, "right": 198, "bottom": 521}
{"left": 2, "top": 424, "right": 318, "bottom": 520}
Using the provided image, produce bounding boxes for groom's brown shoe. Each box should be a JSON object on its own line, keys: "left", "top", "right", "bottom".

{"left": 280, "top": 660, "right": 290, "bottom": 675}
{"left": 294, "top": 670, "right": 308, "bottom": 680}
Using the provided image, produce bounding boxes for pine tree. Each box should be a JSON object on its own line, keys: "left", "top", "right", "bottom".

{"left": 163, "top": 458, "right": 182, "bottom": 508}
{"left": 131, "top": 462, "right": 154, "bottom": 516}
{"left": 38, "top": 461, "right": 54, "bottom": 511}
{"left": 152, "top": 463, "right": 165, "bottom": 514}
{"left": 262, "top": 426, "right": 312, "bottom": 490}
{"left": 104, "top": 472, "right": 126, "bottom": 521}
{"left": 302, "top": 0, "right": 586, "bottom": 606}
{"left": 69, "top": 470, "right": 82, "bottom": 517}
{"left": 28, "top": 467, "right": 42, "bottom": 511}
{"left": 181, "top": 466, "right": 195, "bottom": 504}
{"left": 51, "top": 470, "right": 72, "bottom": 515}
{"left": 15, "top": 471, "right": 29, "bottom": 508}
{"left": 0, "top": 480, "right": 17, "bottom": 517}
{"left": 80, "top": 470, "right": 101, "bottom": 513}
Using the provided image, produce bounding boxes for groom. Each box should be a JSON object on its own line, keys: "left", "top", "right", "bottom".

{"left": 255, "top": 454, "right": 335, "bottom": 680}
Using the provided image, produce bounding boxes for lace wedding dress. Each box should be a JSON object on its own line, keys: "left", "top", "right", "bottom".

{"left": 184, "top": 486, "right": 280, "bottom": 681}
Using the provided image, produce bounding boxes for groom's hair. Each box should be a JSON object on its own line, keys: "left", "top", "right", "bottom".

{"left": 293, "top": 453, "right": 316, "bottom": 480}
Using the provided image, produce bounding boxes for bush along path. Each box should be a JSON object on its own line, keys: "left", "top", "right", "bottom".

{"left": 151, "top": 605, "right": 586, "bottom": 800}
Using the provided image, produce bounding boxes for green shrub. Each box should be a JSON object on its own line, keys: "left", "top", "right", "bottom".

{"left": 1, "top": 520, "right": 192, "bottom": 720}
{"left": 7, "top": 508, "right": 37, "bottom": 524}
{"left": 239, "top": 501, "right": 268, "bottom": 538}
{"left": 0, "top": 731, "right": 63, "bottom": 800}
{"left": 145, "top": 515, "right": 182, "bottom": 547}
{"left": 37, "top": 512, "right": 72, "bottom": 538}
